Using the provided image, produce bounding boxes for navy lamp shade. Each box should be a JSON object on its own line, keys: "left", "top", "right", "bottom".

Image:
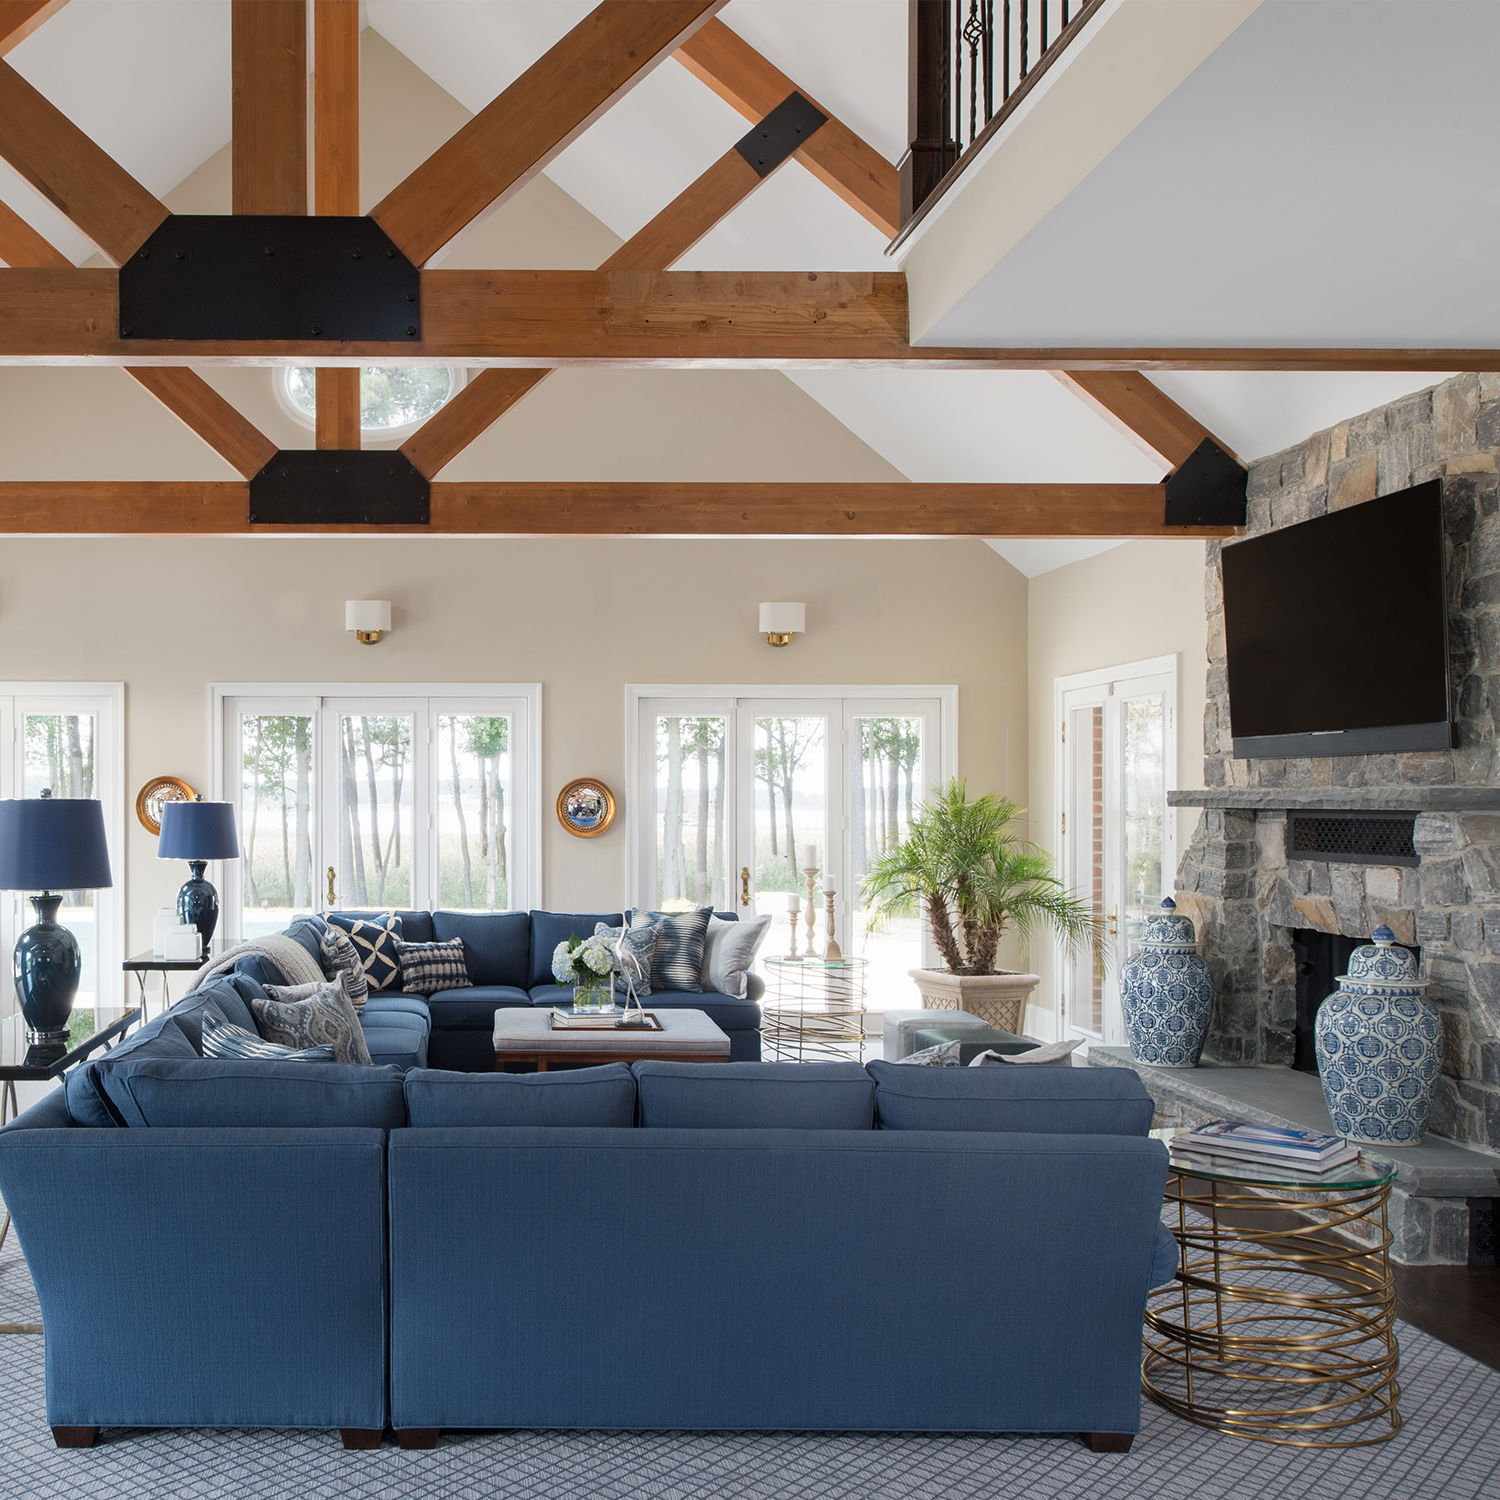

{"left": 0, "top": 792, "right": 113, "bottom": 1044}
{"left": 157, "top": 798, "right": 239, "bottom": 949}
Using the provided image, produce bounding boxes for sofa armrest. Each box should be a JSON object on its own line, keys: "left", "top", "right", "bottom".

{"left": 745, "top": 972, "right": 765, "bottom": 1003}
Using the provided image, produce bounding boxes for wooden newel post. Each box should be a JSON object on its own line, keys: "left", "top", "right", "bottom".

{"left": 902, "top": 0, "right": 956, "bottom": 225}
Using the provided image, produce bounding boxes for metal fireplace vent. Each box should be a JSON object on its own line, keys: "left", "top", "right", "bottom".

{"left": 1287, "top": 813, "right": 1418, "bottom": 867}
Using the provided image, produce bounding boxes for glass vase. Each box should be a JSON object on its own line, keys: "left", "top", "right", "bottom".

{"left": 572, "top": 976, "right": 613, "bottom": 1013}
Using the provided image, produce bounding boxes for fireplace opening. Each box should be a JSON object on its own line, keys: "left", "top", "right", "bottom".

{"left": 1290, "top": 927, "right": 1420, "bottom": 1073}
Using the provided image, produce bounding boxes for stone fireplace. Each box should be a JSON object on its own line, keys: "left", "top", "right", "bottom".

{"left": 1170, "top": 372, "right": 1500, "bottom": 1158}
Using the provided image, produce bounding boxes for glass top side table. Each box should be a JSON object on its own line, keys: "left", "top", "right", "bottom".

{"left": 1143, "top": 1129, "right": 1400, "bottom": 1448}
{"left": 760, "top": 956, "right": 869, "bottom": 1064}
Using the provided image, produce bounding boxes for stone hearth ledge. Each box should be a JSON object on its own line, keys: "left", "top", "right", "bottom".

{"left": 1170, "top": 789, "right": 1500, "bottom": 812}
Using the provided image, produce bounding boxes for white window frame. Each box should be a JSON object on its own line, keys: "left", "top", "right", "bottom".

{"left": 0, "top": 682, "right": 126, "bottom": 1022}
{"left": 625, "top": 683, "right": 959, "bottom": 964}
{"left": 212, "top": 682, "right": 542, "bottom": 936}
{"left": 1052, "top": 653, "right": 1179, "bottom": 1047}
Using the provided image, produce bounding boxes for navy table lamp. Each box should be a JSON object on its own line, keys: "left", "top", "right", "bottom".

{"left": 0, "top": 791, "right": 114, "bottom": 1044}
{"left": 157, "top": 797, "right": 239, "bottom": 948}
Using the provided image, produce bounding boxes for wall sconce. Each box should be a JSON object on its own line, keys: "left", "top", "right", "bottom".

{"left": 345, "top": 600, "right": 391, "bottom": 645}
{"left": 759, "top": 602, "right": 805, "bottom": 647}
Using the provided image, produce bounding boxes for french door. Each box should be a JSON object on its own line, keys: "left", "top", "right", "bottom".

{"left": 1055, "top": 657, "right": 1178, "bottom": 1046}
{"left": 0, "top": 685, "right": 125, "bottom": 1026}
{"left": 628, "top": 687, "right": 957, "bottom": 1014}
{"left": 215, "top": 685, "right": 540, "bottom": 940}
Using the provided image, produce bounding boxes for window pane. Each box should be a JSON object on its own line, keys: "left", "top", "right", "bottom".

{"left": 1067, "top": 704, "right": 1105, "bottom": 1035}
{"left": 338, "top": 714, "right": 413, "bottom": 908}
{"left": 437, "top": 714, "right": 512, "bottom": 911}
{"left": 238, "top": 715, "right": 314, "bottom": 938}
{"left": 753, "top": 716, "right": 826, "bottom": 898}
{"left": 1123, "top": 693, "right": 1166, "bottom": 945}
{"left": 850, "top": 716, "right": 924, "bottom": 1015}
{"left": 285, "top": 367, "right": 453, "bottom": 430}
{"left": 22, "top": 714, "right": 99, "bottom": 1010}
{"left": 655, "top": 716, "right": 726, "bottom": 911}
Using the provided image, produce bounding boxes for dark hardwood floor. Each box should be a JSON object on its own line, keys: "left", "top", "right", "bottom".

{"left": 1394, "top": 1264, "right": 1500, "bottom": 1374}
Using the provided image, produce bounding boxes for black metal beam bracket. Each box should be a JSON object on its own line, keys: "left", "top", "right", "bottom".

{"left": 248, "top": 450, "right": 430, "bottom": 526}
{"left": 734, "top": 92, "right": 828, "bottom": 178}
{"left": 1163, "top": 437, "right": 1249, "bottom": 528}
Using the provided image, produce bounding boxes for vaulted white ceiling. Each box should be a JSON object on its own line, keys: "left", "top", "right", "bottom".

{"left": 0, "top": 1, "right": 1486, "bottom": 573}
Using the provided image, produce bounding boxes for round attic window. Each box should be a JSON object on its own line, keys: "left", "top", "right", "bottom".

{"left": 274, "top": 366, "right": 466, "bottom": 442}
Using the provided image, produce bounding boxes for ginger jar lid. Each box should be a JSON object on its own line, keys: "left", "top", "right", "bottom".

{"left": 1140, "top": 897, "right": 1198, "bottom": 948}
{"left": 1343, "top": 925, "right": 1421, "bottom": 987}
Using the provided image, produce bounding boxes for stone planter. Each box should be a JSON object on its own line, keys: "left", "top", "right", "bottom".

{"left": 907, "top": 969, "right": 1041, "bottom": 1036}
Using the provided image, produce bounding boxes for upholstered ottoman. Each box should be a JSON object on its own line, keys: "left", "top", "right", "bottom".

{"left": 882, "top": 1008, "right": 992, "bottom": 1061}
{"left": 913, "top": 1025, "right": 1039, "bottom": 1066}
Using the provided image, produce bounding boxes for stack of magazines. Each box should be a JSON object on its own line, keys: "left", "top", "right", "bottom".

{"left": 1169, "top": 1120, "right": 1360, "bottom": 1176}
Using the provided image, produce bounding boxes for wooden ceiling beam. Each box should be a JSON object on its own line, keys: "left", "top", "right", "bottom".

{"left": 370, "top": 0, "right": 727, "bottom": 267}
{"left": 0, "top": 479, "right": 1239, "bottom": 537}
{"left": 0, "top": 0, "right": 69, "bottom": 56}
{"left": 0, "top": 62, "right": 167, "bottom": 264}
{"left": 0, "top": 195, "right": 68, "bottom": 266}
{"left": 1053, "top": 370, "right": 1234, "bottom": 470}
{"left": 122, "top": 368, "right": 278, "bottom": 479}
{"left": 676, "top": 19, "right": 900, "bottom": 238}
{"left": 232, "top": 0, "right": 308, "bottom": 215}
{"left": 313, "top": 0, "right": 359, "bottom": 448}
{"left": 2, "top": 267, "right": 1496, "bottom": 372}
{"left": 402, "top": 145, "right": 772, "bottom": 477}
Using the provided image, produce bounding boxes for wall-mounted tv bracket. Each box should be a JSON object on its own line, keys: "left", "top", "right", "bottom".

{"left": 249, "top": 450, "right": 430, "bottom": 527}
{"left": 118, "top": 215, "right": 420, "bottom": 342}
{"left": 734, "top": 91, "right": 829, "bottom": 177}
{"left": 1164, "top": 437, "right": 1248, "bottom": 528}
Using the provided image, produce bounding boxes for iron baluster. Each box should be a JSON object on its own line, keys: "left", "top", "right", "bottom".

{"left": 1021, "top": 0, "right": 1029, "bottom": 78}
{"left": 1042, "top": 0, "right": 1049, "bottom": 52}
{"left": 963, "top": 2, "right": 984, "bottom": 144}
{"left": 940, "top": 0, "right": 952, "bottom": 174}
{"left": 983, "top": 0, "right": 994, "bottom": 123}
{"left": 1003, "top": 0, "right": 1011, "bottom": 101}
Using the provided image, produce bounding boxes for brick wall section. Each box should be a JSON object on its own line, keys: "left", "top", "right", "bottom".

{"left": 1175, "top": 372, "right": 1500, "bottom": 1150}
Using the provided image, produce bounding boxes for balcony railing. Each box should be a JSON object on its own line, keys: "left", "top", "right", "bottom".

{"left": 898, "top": 0, "right": 1107, "bottom": 240}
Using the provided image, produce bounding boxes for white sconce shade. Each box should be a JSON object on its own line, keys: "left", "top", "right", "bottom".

{"left": 346, "top": 600, "right": 392, "bottom": 644}
{"left": 759, "top": 602, "right": 805, "bottom": 646}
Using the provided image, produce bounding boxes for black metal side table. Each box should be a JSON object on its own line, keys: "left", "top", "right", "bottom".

{"left": 0, "top": 1008, "right": 142, "bottom": 1250}
{"left": 122, "top": 942, "right": 233, "bottom": 1021}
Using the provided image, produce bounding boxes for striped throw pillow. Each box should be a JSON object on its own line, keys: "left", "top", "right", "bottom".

{"left": 318, "top": 924, "right": 370, "bottom": 1011}
{"left": 394, "top": 937, "right": 472, "bottom": 996}
{"left": 201, "top": 1008, "right": 336, "bottom": 1062}
{"left": 628, "top": 907, "right": 712, "bottom": 992}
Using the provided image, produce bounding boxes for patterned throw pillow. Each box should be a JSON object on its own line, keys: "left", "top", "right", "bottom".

{"left": 201, "top": 1007, "right": 336, "bottom": 1062}
{"left": 325, "top": 911, "right": 403, "bottom": 991}
{"left": 896, "top": 1040, "right": 962, "bottom": 1066}
{"left": 628, "top": 907, "right": 712, "bottom": 992}
{"left": 318, "top": 924, "right": 370, "bottom": 1012}
{"left": 394, "top": 937, "right": 472, "bottom": 997}
{"left": 593, "top": 922, "right": 656, "bottom": 997}
{"left": 255, "top": 981, "right": 373, "bottom": 1065}
{"left": 971, "top": 1038, "right": 1082, "bottom": 1067}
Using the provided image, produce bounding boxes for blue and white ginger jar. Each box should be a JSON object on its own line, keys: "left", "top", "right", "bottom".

{"left": 1315, "top": 925, "right": 1441, "bottom": 1146}
{"left": 1120, "top": 898, "right": 1215, "bottom": 1068}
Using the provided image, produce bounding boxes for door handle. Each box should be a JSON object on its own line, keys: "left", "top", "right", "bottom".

{"left": 1106, "top": 906, "right": 1118, "bottom": 937}
{"left": 326, "top": 866, "right": 337, "bottom": 907}
{"left": 741, "top": 867, "right": 751, "bottom": 907}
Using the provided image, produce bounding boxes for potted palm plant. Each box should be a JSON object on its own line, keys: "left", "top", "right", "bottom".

{"left": 863, "top": 780, "right": 1102, "bottom": 1035}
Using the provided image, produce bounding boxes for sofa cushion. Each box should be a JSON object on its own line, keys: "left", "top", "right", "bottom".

{"left": 427, "top": 984, "right": 531, "bottom": 1031}
{"left": 405, "top": 1064, "right": 636, "bottom": 1127}
{"left": 633, "top": 1060, "right": 875, "bottom": 1129}
{"left": 362, "top": 991, "right": 431, "bottom": 1022}
{"left": 866, "top": 1059, "right": 1155, "bottom": 1135}
{"left": 1150, "top": 1221, "right": 1180, "bottom": 1289}
{"left": 628, "top": 907, "right": 712, "bottom": 991}
{"left": 256, "top": 982, "right": 373, "bottom": 1066}
{"left": 325, "top": 911, "right": 404, "bottom": 991}
{"left": 94, "top": 1058, "right": 407, "bottom": 1128}
{"left": 334, "top": 908, "right": 432, "bottom": 943}
{"left": 168, "top": 975, "right": 259, "bottom": 1049}
{"left": 528, "top": 911, "right": 623, "bottom": 989}
{"left": 432, "top": 910, "right": 530, "bottom": 988}
{"left": 64, "top": 1015, "right": 198, "bottom": 1128}
{"left": 361, "top": 1022, "right": 428, "bottom": 1072}
{"left": 283, "top": 916, "right": 327, "bottom": 966}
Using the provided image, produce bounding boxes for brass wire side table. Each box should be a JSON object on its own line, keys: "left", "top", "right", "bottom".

{"left": 1142, "top": 1144, "right": 1400, "bottom": 1448}
{"left": 760, "top": 957, "right": 868, "bottom": 1063}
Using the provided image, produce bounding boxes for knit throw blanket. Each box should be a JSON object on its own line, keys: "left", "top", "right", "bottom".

{"left": 185, "top": 933, "right": 325, "bottom": 995}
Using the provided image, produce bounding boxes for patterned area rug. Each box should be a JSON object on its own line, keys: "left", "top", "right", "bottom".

{"left": 1, "top": 1209, "right": 1497, "bottom": 1500}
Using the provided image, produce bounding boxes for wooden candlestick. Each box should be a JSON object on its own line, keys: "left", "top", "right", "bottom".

{"left": 823, "top": 886, "right": 842, "bottom": 961}
{"left": 785, "top": 898, "right": 802, "bottom": 961}
{"left": 802, "top": 865, "right": 819, "bottom": 957}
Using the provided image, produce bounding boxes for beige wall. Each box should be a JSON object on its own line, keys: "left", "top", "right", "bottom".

{"left": 0, "top": 535, "right": 1028, "bottom": 1008}
{"left": 1024, "top": 539, "right": 1208, "bottom": 1038}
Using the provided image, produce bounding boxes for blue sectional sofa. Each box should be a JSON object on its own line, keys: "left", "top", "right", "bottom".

{"left": 0, "top": 1043, "right": 1175, "bottom": 1452}
{"left": 229, "top": 908, "right": 766, "bottom": 1072}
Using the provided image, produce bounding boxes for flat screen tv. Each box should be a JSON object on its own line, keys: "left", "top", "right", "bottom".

{"left": 1220, "top": 479, "right": 1450, "bottom": 758}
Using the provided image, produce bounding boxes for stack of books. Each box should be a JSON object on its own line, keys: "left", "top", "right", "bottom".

{"left": 1169, "top": 1120, "right": 1360, "bottom": 1176}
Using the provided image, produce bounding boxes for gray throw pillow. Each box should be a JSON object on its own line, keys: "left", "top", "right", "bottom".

{"left": 255, "top": 980, "right": 372, "bottom": 1066}
{"left": 699, "top": 915, "right": 771, "bottom": 998}
{"left": 318, "top": 924, "right": 369, "bottom": 1011}
{"left": 971, "top": 1038, "right": 1082, "bottom": 1067}
{"left": 593, "top": 922, "right": 656, "bottom": 997}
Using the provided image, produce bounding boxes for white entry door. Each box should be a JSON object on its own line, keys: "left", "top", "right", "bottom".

{"left": 1056, "top": 657, "right": 1178, "bottom": 1046}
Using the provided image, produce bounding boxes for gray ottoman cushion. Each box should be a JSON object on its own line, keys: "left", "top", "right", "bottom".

{"left": 883, "top": 1007, "right": 992, "bottom": 1060}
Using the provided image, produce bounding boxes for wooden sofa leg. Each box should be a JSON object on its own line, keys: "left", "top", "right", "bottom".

{"left": 340, "top": 1429, "right": 383, "bottom": 1450}
{"left": 397, "top": 1428, "right": 440, "bottom": 1450}
{"left": 52, "top": 1426, "right": 97, "bottom": 1448}
{"left": 1085, "top": 1432, "right": 1134, "bottom": 1453}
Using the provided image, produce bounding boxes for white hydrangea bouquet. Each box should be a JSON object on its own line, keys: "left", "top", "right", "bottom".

{"left": 552, "top": 932, "right": 622, "bottom": 1013}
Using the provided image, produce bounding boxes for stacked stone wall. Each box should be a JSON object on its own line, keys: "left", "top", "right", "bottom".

{"left": 1174, "top": 372, "right": 1500, "bottom": 1150}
